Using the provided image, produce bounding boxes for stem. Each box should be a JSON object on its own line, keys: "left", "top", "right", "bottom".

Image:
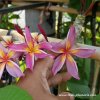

{"left": 84, "top": 1, "right": 95, "bottom": 16}
{"left": 91, "top": 61, "right": 100, "bottom": 95}
{"left": 96, "top": 69, "right": 100, "bottom": 94}
{"left": 56, "top": 4, "right": 63, "bottom": 38}
{"left": 89, "top": 1, "right": 98, "bottom": 93}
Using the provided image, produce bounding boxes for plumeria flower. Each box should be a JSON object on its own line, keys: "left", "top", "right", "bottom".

{"left": 1, "top": 36, "right": 22, "bottom": 60}
{"left": 14, "top": 24, "right": 47, "bottom": 43}
{"left": 51, "top": 25, "right": 95, "bottom": 80}
{"left": 1, "top": 36, "right": 13, "bottom": 48}
{"left": 0, "top": 43, "right": 24, "bottom": 79}
{"left": 31, "top": 33, "right": 46, "bottom": 43}
{"left": 10, "top": 27, "right": 52, "bottom": 70}
{"left": 31, "top": 24, "right": 48, "bottom": 43}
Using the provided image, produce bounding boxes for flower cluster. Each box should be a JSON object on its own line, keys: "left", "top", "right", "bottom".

{"left": 0, "top": 25, "right": 95, "bottom": 80}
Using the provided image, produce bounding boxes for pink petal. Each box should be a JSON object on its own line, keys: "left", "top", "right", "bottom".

{"left": 26, "top": 53, "right": 34, "bottom": 70}
{"left": 51, "top": 42, "right": 65, "bottom": 53}
{"left": 38, "top": 24, "right": 48, "bottom": 41}
{"left": 8, "top": 50, "right": 22, "bottom": 59}
{"left": 25, "top": 27, "right": 33, "bottom": 45}
{"left": 52, "top": 54, "right": 66, "bottom": 75}
{"left": 0, "top": 43, "right": 7, "bottom": 53}
{"left": 66, "top": 25, "right": 76, "bottom": 49}
{"left": 70, "top": 48, "right": 95, "bottom": 58}
{"left": 14, "top": 24, "right": 24, "bottom": 36}
{"left": 10, "top": 43, "right": 27, "bottom": 52}
{"left": 35, "top": 50, "right": 49, "bottom": 58}
{"left": 0, "top": 63, "right": 5, "bottom": 79}
{"left": 7, "top": 50, "right": 15, "bottom": 58}
{"left": 66, "top": 54, "right": 80, "bottom": 80}
{"left": 12, "top": 52, "right": 22, "bottom": 59}
{"left": 39, "top": 41, "right": 52, "bottom": 50}
{"left": 6, "top": 60, "right": 24, "bottom": 78}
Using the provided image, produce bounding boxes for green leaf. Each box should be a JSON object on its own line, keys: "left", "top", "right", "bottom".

{"left": 67, "top": 82, "right": 90, "bottom": 99}
{"left": 9, "top": 14, "right": 20, "bottom": 19}
{"left": 69, "top": 0, "right": 81, "bottom": 10}
{"left": 2, "top": 15, "right": 8, "bottom": 22}
{"left": 0, "top": 23, "right": 8, "bottom": 29}
{"left": 0, "top": 85, "right": 32, "bottom": 100}
{"left": 96, "top": 17, "right": 100, "bottom": 22}
{"left": 69, "top": 0, "right": 93, "bottom": 10}
{"left": 8, "top": 22, "right": 15, "bottom": 29}
{"left": 84, "top": 59, "right": 91, "bottom": 81}
{"left": 92, "top": 95, "right": 100, "bottom": 100}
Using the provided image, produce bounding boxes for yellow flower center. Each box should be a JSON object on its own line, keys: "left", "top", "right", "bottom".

{"left": 26, "top": 43, "right": 40, "bottom": 54}
{"left": 3, "top": 54, "right": 9, "bottom": 62}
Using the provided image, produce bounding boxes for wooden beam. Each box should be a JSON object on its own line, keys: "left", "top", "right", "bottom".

{"left": 12, "top": 0, "right": 69, "bottom": 3}
{"left": 12, "top": 2, "right": 78, "bottom": 14}
{"left": 35, "top": 6, "right": 78, "bottom": 14}
{"left": 12, "top": 2, "right": 100, "bottom": 16}
{"left": 35, "top": 6, "right": 100, "bottom": 16}
{"left": 12, "top": 2, "right": 32, "bottom": 6}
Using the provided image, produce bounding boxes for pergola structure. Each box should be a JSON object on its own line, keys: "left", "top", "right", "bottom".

{"left": 0, "top": 0, "right": 99, "bottom": 16}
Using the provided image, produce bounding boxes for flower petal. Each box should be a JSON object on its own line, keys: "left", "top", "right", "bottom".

{"left": 52, "top": 54, "right": 66, "bottom": 75}
{"left": 37, "top": 34, "right": 46, "bottom": 42}
{"left": 0, "top": 43, "right": 7, "bottom": 53}
{"left": 1, "top": 36, "right": 13, "bottom": 48}
{"left": 66, "top": 54, "right": 80, "bottom": 80}
{"left": 8, "top": 50, "right": 22, "bottom": 59}
{"left": 7, "top": 50, "right": 15, "bottom": 58}
{"left": 51, "top": 42, "right": 65, "bottom": 53}
{"left": 70, "top": 48, "right": 95, "bottom": 58}
{"left": 26, "top": 53, "right": 34, "bottom": 70}
{"left": 39, "top": 41, "right": 52, "bottom": 50}
{"left": 25, "top": 27, "right": 33, "bottom": 45}
{"left": 0, "top": 58, "right": 3, "bottom": 63}
{"left": 14, "top": 24, "right": 24, "bottom": 36}
{"left": 10, "top": 43, "right": 27, "bottom": 52}
{"left": 0, "top": 49, "right": 5, "bottom": 58}
{"left": 12, "top": 52, "right": 22, "bottom": 59}
{"left": 35, "top": 50, "right": 49, "bottom": 58}
{"left": 66, "top": 25, "right": 76, "bottom": 49}
{"left": 6, "top": 60, "right": 24, "bottom": 77}
{"left": 38, "top": 24, "right": 48, "bottom": 41}
{"left": 1, "top": 36, "right": 12, "bottom": 43}
{"left": 0, "top": 63, "right": 5, "bottom": 79}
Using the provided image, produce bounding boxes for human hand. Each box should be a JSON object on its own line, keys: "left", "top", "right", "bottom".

{"left": 17, "top": 57, "right": 74, "bottom": 100}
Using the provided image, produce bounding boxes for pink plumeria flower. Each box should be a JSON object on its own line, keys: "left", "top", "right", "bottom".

{"left": 31, "top": 33, "right": 46, "bottom": 43}
{"left": 10, "top": 27, "right": 52, "bottom": 70}
{"left": 1, "top": 36, "right": 13, "bottom": 48}
{"left": 0, "top": 43, "right": 24, "bottom": 79}
{"left": 52, "top": 25, "right": 95, "bottom": 80}
{"left": 14, "top": 24, "right": 47, "bottom": 43}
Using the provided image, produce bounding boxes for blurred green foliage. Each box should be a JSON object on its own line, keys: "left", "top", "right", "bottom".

{"left": 0, "top": 13, "right": 20, "bottom": 29}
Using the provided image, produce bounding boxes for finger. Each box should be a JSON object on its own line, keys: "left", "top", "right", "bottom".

{"left": 32, "top": 57, "right": 54, "bottom": 93}
{"left": 48, "top": 72, "right": 72, "bottom": 87}
{"left": 47, "top": 65, "right": 66, "bottom": 80}
{"left": 57, "top": 92, "right": 74, "bottom": 100}
{"left": 34, "top": 57, "right": 54, "bottom": 76}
